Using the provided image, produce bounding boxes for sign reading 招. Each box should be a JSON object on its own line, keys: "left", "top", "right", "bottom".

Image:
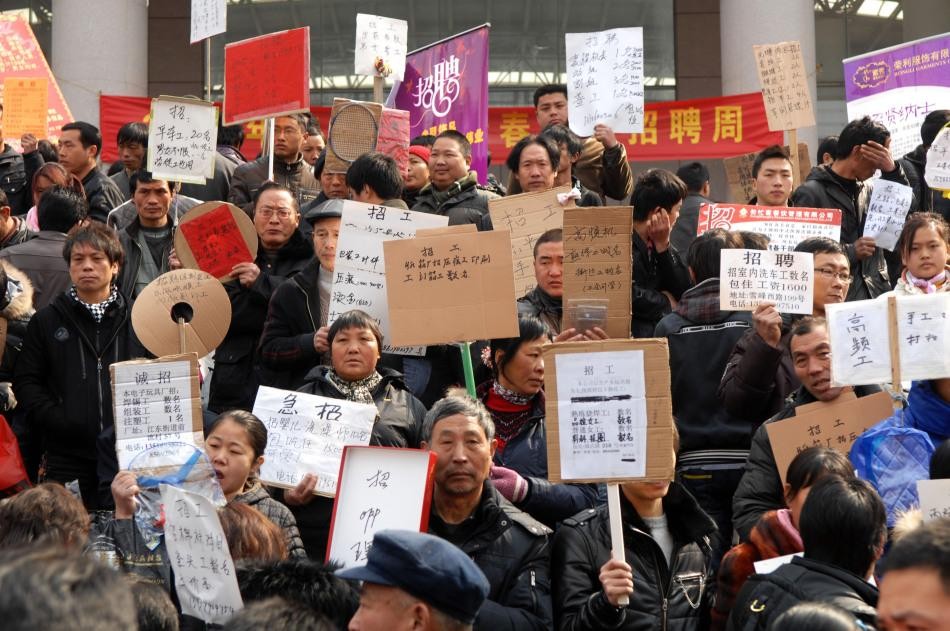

{"left": 147, "top": 96, "right": 218, "bottom": 185}
{"left": 719, "top": 249, "right": 814, "bottom": 314}
{"left": 697, "top": 203, "right": 841, "bottom": 252}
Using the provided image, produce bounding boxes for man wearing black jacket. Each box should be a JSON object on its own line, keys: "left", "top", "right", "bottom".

{"left": 57, "top": 122, "right": 124, "bottom": 223}
{"left": 15, "top": 222, "right": 144, "bottom": 509}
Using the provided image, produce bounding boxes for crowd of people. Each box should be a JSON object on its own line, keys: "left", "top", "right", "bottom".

{"left": 0, "top": 83, "right": 947, "bottom": 631}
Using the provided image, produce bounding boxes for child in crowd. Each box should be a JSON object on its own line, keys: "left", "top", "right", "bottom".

{"left": 893, "top": 212, "right": 949, "bottom": 295}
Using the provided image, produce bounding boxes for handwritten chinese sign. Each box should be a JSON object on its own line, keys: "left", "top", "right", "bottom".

{"left": 111, "top": 354, "right": 203, "bottom": 471}
{"left": 147, "top": 96, "right": 218, "bottom": 185}
{"left": 161, "top": 484, "right": 243, "bottom": 624}
{"left": 917, "top": 479, "right": 950, "bottom": 523}
{"left": 190, "top": 0, "right": 226, "bottom": 44}
{"left": 896, "top": 293, "right": 950, "bottom": 381}
{"left": 565, "top": 27, "right": 644, "bottom": 136}
{"left": 330, "top": 201, "right": 448, "bottom": 356}
{"left": 753, "top": 41, "right": 815, "bottom": 131}
{"left": 326, "top": 446, "right": 436, "bottom": 568}
{"left": 863, "top": 180, "right": 914, "bottom": 251}
{"left": 720, "top": 249, "right": 814, "bottom": 314}
{"left": 697, "top": 203, "right": 841, "bottom": 252}
{"left": 1, "top": 77, "right": 47, "bottom": 138}
{"left": 176, "top": 203, "right": 257, "bottom": 281}
{"left": 251, "top": 386, "right": 377, "bottom": 496}
{"left": 925, "top": 124, "right": 950, "bottom": 191}
{"left": 354, "top": 13, "right": 408, "bottom": 81}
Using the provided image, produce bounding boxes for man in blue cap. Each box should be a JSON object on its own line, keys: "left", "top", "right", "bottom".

{"left": 338, "top": 529, "right": 489, "bottom": 631}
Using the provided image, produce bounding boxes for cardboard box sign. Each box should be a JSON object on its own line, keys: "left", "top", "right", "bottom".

{"left": 325, "top": 98, "right": 411, "bottom": 175}
{"left": 544, "top": 338, "right": 676, "bottom": 484}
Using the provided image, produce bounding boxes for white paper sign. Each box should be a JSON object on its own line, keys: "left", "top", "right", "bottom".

{"left": 719, "top": 249, "right": 814, "bottom": 315}
{"left": 917, "top": 478, "right": 950, "bottom": 522}
{"left": 826, "top": 300, "right": 892, "bottom": 387}
{"left": 753, "top": 552, "right": 803, "bottom": 575}
{"left": 896, "top": 293, "right": 950, "bottom": 381}
{"left": 112, "top": 357, "right": 202, "bottom": 471}
{"left": 863, "top": 180, "right": 914, "bottom": 251}
{"left": 190, "top": 0, "right": 227, "bottom": 44}
{"left": 147, "top": 97, "right": 218, "bottom": 185}
{"left": 251, "top": 386, "right": 377, "bottom": 496}
{"left": 565, "top": 27, "right": 644, "bottom": 137}
{"left": 327, "top": 446, "right": 434, "bottom": 569}
{"left": 354, "top": 13, "right": 408, "bottom": 82}
{"left": 329, "top": 201, "right": 448, "bottom": 356}
{"left": 555, "top": 350, "right": 648, "bottom": 479}
{"left": 161, "top": 484, "right": 243, "bottom": 624}
{"left": 925, "top": 125, "right": 950, "bottom": 191}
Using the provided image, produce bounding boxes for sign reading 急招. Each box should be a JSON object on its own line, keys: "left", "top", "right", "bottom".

{"left": 719, "top": 249, "right": 814, "bottom": 314}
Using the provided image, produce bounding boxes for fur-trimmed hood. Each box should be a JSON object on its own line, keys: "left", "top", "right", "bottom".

{"left": 0, "top": 259, "right": 34, "bottom": 322}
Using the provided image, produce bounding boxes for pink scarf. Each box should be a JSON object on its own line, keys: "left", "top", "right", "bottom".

{"left": 905, "top": 268, "right": 948, "bottom": 294}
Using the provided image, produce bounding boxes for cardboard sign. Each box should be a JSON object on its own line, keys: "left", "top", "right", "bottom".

{"left": 562, "top": 206, "right": 633, "bottom": 338}
{"left": 191, "top": 0, "right": 226, "bottom": 44}
{"left": 161, "top": 484, "right": 243, "bottom": 624}
{"left": 544, "top": 338, "right": 675, "bottom": 484}
{"left": 697, "top": 202, "right": 841, "bottom": 252}
{"left": 175, "top": 202, "right": 258, "bottom": 281}
{"left": 383, "top": 229, "right": 520, "bottom": 347}
{"left": 767, "top": 390, "right": 893, "bottom": 483}
{"left": 753, "top": 41, "right": 815, "bottom": 131}
{"left": 863, "top": 180, "right": 914, "bottom": 251}
{"left": 376, "top": 108, "right": 411, "bottom": 174}
{"left": 354, "top": 13, "right": 409, "bottom": 81}
{"left": 330, "top": 202, "right": 448, "bottom": 356}
{"left": 565, "top": 27, "right": 644, "bottom": 136}
{"left": 223, "top": 28, "right": 310, "bottom": 125}
{"left": 131, "top": 269, "right": 232, "bottom": 358}
{"left": 325, "top": 98, "right": 385, "bottom": 174}
{"left": 112, "top": 354, "right": 204, "bottom": 471}
{"left": 925, "top": 125, "right": 950, "bottom": 191}
{"left": 326, "top": 446, "right": 436, "bottom": 568}
{"left": 147, "top": 96, "right": 218, "bottom": 185}
{"left": 489, "top": 186, "right": 571, "bottom": 299}
{"left": 917, "top": 479, "right": 950, "bottom": 523}
{"left": 1, "top": 77, "right": 47, "bottom": 139}
{"left": 251, "top": 386, "right": 377, "bottom": 496}
{"left": 722, "top": 143, "right": 811, "bottom": 203}
{"left": 719, "top": 249, "right": 813, "bottom": 314}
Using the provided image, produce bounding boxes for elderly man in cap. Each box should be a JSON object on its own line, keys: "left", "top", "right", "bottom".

{"left": 339, "top": 529, "right": 490, "bottom": 631}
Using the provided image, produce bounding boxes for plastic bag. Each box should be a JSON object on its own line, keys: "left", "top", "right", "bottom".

{"left": 0, "top": 413, "right": 30, "bottom": 496}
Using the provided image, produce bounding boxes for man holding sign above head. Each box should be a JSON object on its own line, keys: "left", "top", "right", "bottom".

{"left": 750, "top": 145, "right": 794, "bottom": 207}
{"left": 420, "top": 393, "right": 553, "bottom": 630}
{"left": 115, "top": 170, "right": 176, "bottom": 300}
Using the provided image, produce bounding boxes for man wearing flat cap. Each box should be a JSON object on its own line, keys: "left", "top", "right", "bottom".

{"left": 338, "top": 529, "right": 490, "bottom": 631}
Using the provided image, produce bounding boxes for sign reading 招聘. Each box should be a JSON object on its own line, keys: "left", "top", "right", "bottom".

{"left": 719, "top": 249, "right": 814, "bottom": 314}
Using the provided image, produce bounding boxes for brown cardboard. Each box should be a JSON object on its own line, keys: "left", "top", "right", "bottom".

{"left": 325, "top": 98, "right": 384, "bottom": 174}
{"left": 723, "top": 143, "right": 811, "bottom": 203}
{"left": 753, "top": 41, "right": 816, "bottom": 131}
{"left": 173, "top": 201, "right": 258, "bottom": 282}
{"left": 767, "top": 390, "right": 893, "bottom": 483}
{"left": 0, "top": 318, "right": 7, "bottom": 365}
{"left": 793, "top": 389, "right": 857, "bottom": 416}
{"left": 543, "top": 338, "right": 676, "bottom": 484}
{"left": 562, "top": 206, "right": 633, "bottom": 338}
{"left": 383, "top": 229, "right": 519, "bottom": 346}
{"left": 132, "top": 269, "right": 232, "bottom": 358}
{"left": 415, "top": 224, "right": 477, "bottom": 237}
{"left": 488, "top": 186, "right": 571, "bottom": 298}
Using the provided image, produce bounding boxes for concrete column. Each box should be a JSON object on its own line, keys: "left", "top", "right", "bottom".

{"left": 51, "top": 0, "right": 148, "bottom": 126}
{"left": 720, "top": 0, "right": 818, "bottom": 156}
{"left": 902, "top": 0, "right": 950, "bottom": 43}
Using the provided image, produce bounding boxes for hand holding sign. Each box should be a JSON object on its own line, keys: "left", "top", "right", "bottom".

{"left": 174, "top": 202, "right": 258, "bottom": 282}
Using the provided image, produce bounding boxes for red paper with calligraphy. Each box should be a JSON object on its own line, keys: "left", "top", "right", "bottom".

{"left": 223, "top": 28, "right": 311, "bottom": 125}
{"left": 178, "top": 204, "right": 254, "bottom": 279}
{"left": 697, "top": 203, "right": 843, "bottom": 252}
{"left": 0, "top": 15, "right": 72, "bottom": 143}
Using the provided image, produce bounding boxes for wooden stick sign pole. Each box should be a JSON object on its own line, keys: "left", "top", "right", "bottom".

{"left": 606, "top": 483, "right": 630, "bottom": 606}
{"left": 787, "top": 129, "right": 801, "bottom": 188}
{"left": 373, "top": 76, "right": 384, "bottom": 104}
{"left": 266, "top": 118, "right": 275, "bottom": 181}
{"left": 178, "top": 317, "right": 187, "bottom": 355}
{"left": 886, "top": 296, "right": 903, "bottom": 411}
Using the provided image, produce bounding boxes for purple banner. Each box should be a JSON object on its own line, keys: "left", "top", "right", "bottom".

{"left": 390, "top": 26, "right": 490, "bottom": 184}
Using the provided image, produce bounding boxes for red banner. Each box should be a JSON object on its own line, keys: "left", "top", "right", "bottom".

{"left": 100, "top": 91, "right": 780, "bottom": 166}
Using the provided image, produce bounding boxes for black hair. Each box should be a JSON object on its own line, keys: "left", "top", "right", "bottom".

{"left": 129, "top": 170, "right": 171, "bottom": 194}
{"left": 533, "top": 84, "right": 568, "bottom": 109}
{"left": 687, "top": 229, "right": 743, "bottom": 283}
{"left": 117, "top": 122, "right": 149, "bottom": 147}
{"left": 880, "top": 517, "right": 950, "bottom": 595}
{"left": 327, "top": 309, "right": 384, "bottom": 351}
{"left": 489, "top": 315, "right": 551, "bottom": 380}
{"left": 61, "top": 121, "right": 103, "bottom": 157}
{"left": 435, "top": 130, "right": 472, "bottom": 159}
{"left": 345, "top": 152, "right": 403, "bottom": 201}
{"left": 790, "top": 315, "right": 827, "bottom": 340}
{"left": 236, "top": 559, "right": 359, "bottom": 629}
{"left": 817, "top": 136, "right": 838, "bottom": 163}
{"left": 539, "top": 124, "right": 583, "bottom": 157}
{"left": 921, "top": 109, "right": 950, "bottom": 147}
{"left": 793, "top": 236, "right": 846, "bottom": 257}
{"left": 631, "top": 169, "right": 687, "bottom": 221}
{"left": 36, "top": 139, "right": 58, "bottom": 164}
{"left": 897, "top": 211, "right": 950, "bottom": 263}
{"left": 675, "top": 162, "right": 710, "bottom": 194}
{"left": 129, "top": 580, "right": 179, "bottom": 631}
{"left": 533, "top": 228, "right": 563, "bottom": 259}
{"left": 218, "top": 122, "right": 245, "bottom": 149}
{"left": 37, "top": 185, "right": 87, "bottom": 233}
{"left": 253, "top": 181, "right": 300, "bottom": 213}
{"left": 506, "top": 135, "right": 560, "bottom": 173}
{"left": 738, "top": 231, "right": 770, "bottom": 250}
{"left": 301, "top": 112, "right": 322, "bottom": 137}
{"left": 275, "top": 112, "right": 309, "bottom": 132}
{"left": 772, "top": 602, "right": 863, "bottom": 631}
{"left": 799, "top": 476, "right": 886, "bottom": 577}
{"left": 410, "top": 134, "right": 436, "bottom": 148}
{"left": 931, "top": 438, "right": 950, "bottom": 480}
{"left": 206, "top": 410, "right": 268, "bottom": 461}
{"left": 62, "top": 220, "right": 124, "bottom": 268}
{"left": 222, "top": 597, "right": 336, "bottom": 631}
{"left": 834, "top": 116, "right": 891, "bottom": 160}
{"left": 752, "top": 145, "right": 791, "bottom": 178}
{"left": 785, "top": 446, "right": 854, "bottom": 500}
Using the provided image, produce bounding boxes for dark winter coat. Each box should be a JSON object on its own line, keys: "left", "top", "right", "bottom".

{"left": 228, "top": 154, "right": 320, "bottom": 215}
{"left": 632, "top": 231, "right": 691, "bottom": 338}
{"left": 574, "top": 137, "right": 634, "bottom": 201}
{"left": 516, "top": 286, "right": 562, "bottom": 335}
{"left": 0, "top": 144, "right": 43, "bottom": 216}
{"left": 899, "top": 144, "right": 950, "bottom": 221}
{"left": 429, "top": 481, "right": 554, "bottom": 631}
{"left": 670, "top": 193, "right": 710, "bottom": 255}
{"left": 553, "top": 482, "right": 717, "bottom": 631}
{"left": 116, "top": 217, "right": 173, "bottom": 300}
{"left": 82, "top": 167, "right": 126, "bottom": 224}
{"left": 412, "top": 172, "right": 499, "bottom": 226}
{"left": 234, "top": 483, "right": 307, "bottom": 559}
{"left": 0, "top": 216, "right": 34, "bottom": 251}
{"left": 0, "top": 231, "right": 70, "bottom": 310}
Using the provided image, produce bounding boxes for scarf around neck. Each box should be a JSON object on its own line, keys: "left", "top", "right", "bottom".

{"left": 327, "top": 369, "right": 382, "bottom": 404}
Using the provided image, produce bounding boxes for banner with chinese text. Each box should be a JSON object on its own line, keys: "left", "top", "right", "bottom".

{"left": 844, "top": 33, "right": 950, "bottom": 157}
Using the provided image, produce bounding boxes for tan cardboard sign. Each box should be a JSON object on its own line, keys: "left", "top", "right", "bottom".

{"left": 753, "top": 41, "right": 816, "bottom": 131}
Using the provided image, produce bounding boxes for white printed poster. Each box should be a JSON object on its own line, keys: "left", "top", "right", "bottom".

{"left": 719, "top": 249, "right": 814, "bottom": 315}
